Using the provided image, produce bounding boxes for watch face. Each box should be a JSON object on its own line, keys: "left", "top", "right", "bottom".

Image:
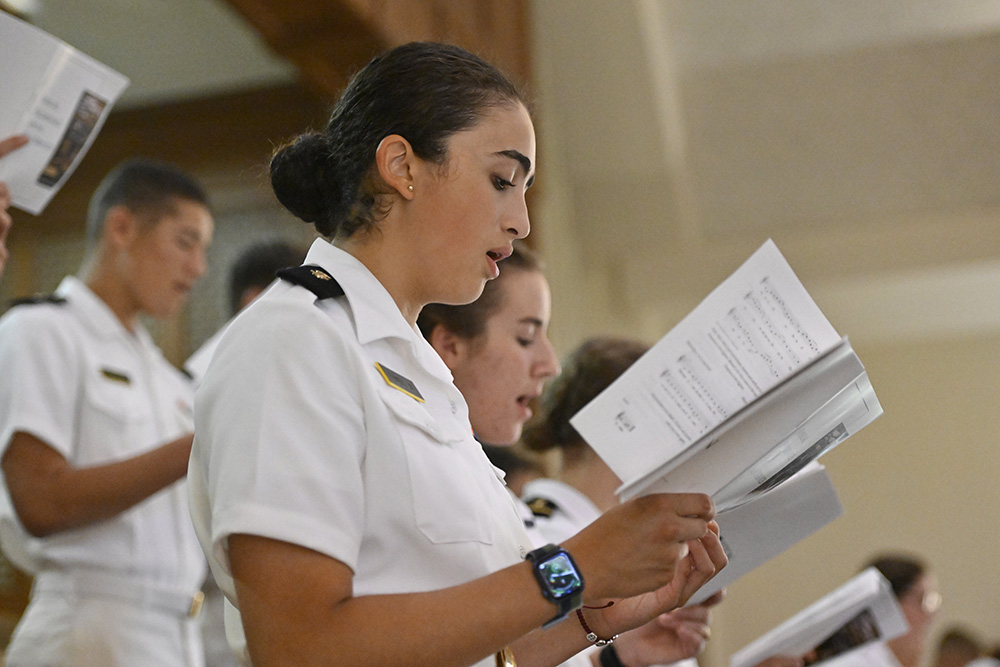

{"left": 538, "top": 552, "right": 582, "bottom": 599}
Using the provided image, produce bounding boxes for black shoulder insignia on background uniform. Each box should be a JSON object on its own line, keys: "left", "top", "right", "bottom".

{"left": 525, "top": 497, "right": 560, "bottom": 519}
{"left": 8, "top": 294, "right": 67, "bottom": 308}
{"left": 276, "top": 265, "right": 345, "bottom": 300}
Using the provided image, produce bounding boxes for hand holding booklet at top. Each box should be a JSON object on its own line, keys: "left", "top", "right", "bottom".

{"left": 569, "top": 239, "right": 882, "bottom": 510}
{"left": 0, "top": 11, "right": 129, "bottom": 214}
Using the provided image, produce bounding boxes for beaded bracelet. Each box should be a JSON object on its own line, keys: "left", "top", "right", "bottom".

{"left": 575, "top": 608, "right": 618, "bottom": 647}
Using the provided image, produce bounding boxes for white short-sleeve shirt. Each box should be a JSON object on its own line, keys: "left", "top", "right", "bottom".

{"left": 189, "top": 239, "right": 531, "bottom": 665}
{"left": 0, "top": 277, "right": 205, "bottom": 590}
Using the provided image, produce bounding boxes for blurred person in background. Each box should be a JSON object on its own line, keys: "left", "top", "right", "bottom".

{"left": 0, "top": 134, "right": 30, "bottom": 279}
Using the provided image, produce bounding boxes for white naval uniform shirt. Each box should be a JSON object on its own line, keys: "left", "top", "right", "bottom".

{"left": 521, "top": 478, "right": 698, "bottom": 667}
{"left": 189, "top": 239, "right": 531, "bottom": 666}
{"left": 0, "top": 276, "right": 205, "bottom": 589}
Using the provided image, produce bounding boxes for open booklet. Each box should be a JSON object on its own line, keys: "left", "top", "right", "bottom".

{"left": 729, "top": 567, "right": 908, "bottom": 667}
{"left": 569, "top": 239, "right": 882, "bottom": 511}
{"left": 686, "top": 461, "right": 843, "bottom": 606}
{"left": 0, "top": 11, "right": 129, "bottom": 214}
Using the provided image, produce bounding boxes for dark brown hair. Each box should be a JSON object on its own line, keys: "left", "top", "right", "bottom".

{"left": 270, "top": 42, "right": 525, "bottom": 239}
{"left": 521, "top": 337, "right": 650, "bottom": 453}
{"left": 86, "top": 158, "right": 208, "bottom": 246}
{"left": 867, "top": 553, "right": 927, "bottom": 599}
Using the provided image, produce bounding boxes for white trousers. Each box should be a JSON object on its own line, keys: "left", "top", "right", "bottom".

{"left": 5, "top": 583, "right": 205, "bottom": 667}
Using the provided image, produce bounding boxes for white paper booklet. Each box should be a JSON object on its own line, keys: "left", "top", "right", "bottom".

{"left": 686, "top": 462, "right": 843, "bottom": 606}
{"left": 569, "top": 239, "right": 882, "bottom": 510}
{"left": 729, "top": 567, "right": 908, "bottom": 667}
{"left": 0, "top": 11, "right": 129, "bottom": 214}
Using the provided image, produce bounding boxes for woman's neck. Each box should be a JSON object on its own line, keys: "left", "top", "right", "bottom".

{"left": 335, "top": 234, "right": 423, "bottom": 326}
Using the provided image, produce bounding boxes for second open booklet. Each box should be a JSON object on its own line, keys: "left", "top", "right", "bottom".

{"left": 569, "top": 239, "right": 882, "bottom": 509}
{"left": 729, "top": 567, "right": 908, "bottom": 667}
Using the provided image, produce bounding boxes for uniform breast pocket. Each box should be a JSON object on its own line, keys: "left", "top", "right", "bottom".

{"left": 378, "top": 390, "right": 494, "bottom": 546}
{"left": 81, "top": 370, "right": 153, "bottom": 460}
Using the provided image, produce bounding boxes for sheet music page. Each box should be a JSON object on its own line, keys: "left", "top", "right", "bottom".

{"left": 0, "top": 12, "right": 129, "bottom": 214}
{"left": 571, "top": 239, "right": 843, "bottom": 485}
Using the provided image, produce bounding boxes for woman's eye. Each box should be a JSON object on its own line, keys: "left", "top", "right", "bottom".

{"left": 517, "top": 337, "right": 533, "bottom": 347}
{"left": 493, "top": 176, "right": 514, "bottom": 191}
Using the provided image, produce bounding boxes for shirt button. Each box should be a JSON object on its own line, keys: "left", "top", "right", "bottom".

{"left": 450, "top": 400, "right": 457, "bottom": 414}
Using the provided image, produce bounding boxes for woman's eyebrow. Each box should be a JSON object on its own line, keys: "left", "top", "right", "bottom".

{"left": 495, "top": 149, "right": 534, "bottom": 188}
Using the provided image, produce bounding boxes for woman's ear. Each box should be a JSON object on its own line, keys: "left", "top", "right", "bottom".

{"left": 374, "top": 134, "right": 416, "bottom": 200}
{"left": 428, "top": 323, "right": 468, "bottom": 371}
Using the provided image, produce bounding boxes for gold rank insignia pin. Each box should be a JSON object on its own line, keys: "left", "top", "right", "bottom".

{"left": 374, "top": 362, "right": 425, "bottom": 403}
{"left": 101, "top": 368, "right": 131, "bottom": 384}
{"left": 310, "top": 268, "right": 331, "bottom": 280}
{"left": 525, "top": 497, "right": 558, "bottom": 518}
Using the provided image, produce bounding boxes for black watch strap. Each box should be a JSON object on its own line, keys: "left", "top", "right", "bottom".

{"left": 599, "top": 645, "right": 628, "bottom": 667}
{"left": 525, "top": 544, "right": 584, "bottom": 628}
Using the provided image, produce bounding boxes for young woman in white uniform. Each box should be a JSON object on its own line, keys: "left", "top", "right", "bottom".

{"left": 189, "top": 42, "right": 726, "bottom": 667}
{"left": 420, "top": 259, "right": 722, "bottom": 667}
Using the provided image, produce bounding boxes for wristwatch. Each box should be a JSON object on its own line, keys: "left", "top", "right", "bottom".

{"left": 525, "top": 543, "right": 585, "bottom": 628}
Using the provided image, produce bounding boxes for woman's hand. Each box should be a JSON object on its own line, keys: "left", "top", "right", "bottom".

{"left": 608, "top": 591, "right": 725, "bottom": 667}
{"left": 581, "top": 519, "right": 726, "bottom": 641}
{"left": 563, "top": 493, "right": 717, "bottom": 604}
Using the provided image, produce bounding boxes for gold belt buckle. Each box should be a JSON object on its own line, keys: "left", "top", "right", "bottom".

{"left": 188, "top": 591, "right": 205, "bottom": 618}
{"left": 495, "top": 646, "right": 516, "bottom": 667}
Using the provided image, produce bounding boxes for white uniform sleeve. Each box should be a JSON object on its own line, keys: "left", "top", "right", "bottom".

{"left": 195, "top": 297, "right": 369, "bottom": 575}
{"left": 0, "top": 307, "right": 81, "bottom": 458}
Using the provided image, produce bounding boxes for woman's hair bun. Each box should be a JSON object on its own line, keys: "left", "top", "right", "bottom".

{"left": 270, "top": 133, "right": 339, "bottom": 231}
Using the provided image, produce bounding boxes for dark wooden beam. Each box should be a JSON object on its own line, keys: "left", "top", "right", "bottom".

{"left": 221, "top": 0, "right": 531, "bottom": 100}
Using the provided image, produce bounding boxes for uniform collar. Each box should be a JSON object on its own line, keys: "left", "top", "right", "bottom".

{"left": 56, "top": 275, "right": 155, "bottom": 348}
{"left": 302, "top": 240, "right": 460, "bottom": 384}
{"left": 303, "top": 239, "right": 425, "bottom": 347}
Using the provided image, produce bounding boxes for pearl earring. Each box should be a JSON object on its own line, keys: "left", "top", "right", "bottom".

{"left": 407, "top": 185, "right": 414, "bottom": 192}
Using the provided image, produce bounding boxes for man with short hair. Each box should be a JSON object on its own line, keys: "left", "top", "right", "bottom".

{"left": 0, "top": 158, "right": 213, "bottom": 666}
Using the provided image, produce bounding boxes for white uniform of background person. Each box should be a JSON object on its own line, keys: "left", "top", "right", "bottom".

{"left": 0, "top": 276, "right": 207, "bottom": 666}
{"left": 189, "top": 239, "right": 533, "bottom": 667}
{"left": 523, "top": 477, "right": 698, "bottom": 667}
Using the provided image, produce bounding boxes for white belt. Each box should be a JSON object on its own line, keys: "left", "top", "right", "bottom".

{"left": 34, "top": 570, "right": 204, "bottom": 618}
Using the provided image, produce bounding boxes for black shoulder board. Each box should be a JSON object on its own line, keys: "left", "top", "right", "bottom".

{"left": 525, "top": 497, "right": 560, "bottom": 519}
{"left": 276, "top": 265, "right": 345, "bottom": 300}
{"left": 8, "top": 294, "right": 66, "bottom": 308}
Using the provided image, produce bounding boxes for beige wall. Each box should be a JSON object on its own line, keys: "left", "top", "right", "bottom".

{"left": 530, "top": 3, "right": 1000, "bottom": 663}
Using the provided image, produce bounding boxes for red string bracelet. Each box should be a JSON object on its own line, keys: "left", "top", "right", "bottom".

{"left": 575, "top": 608, "right": 618, "bottom": 647}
